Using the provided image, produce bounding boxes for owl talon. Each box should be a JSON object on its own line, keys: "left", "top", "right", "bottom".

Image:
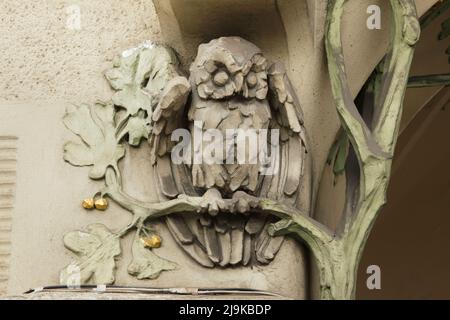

{"left": 200, "top": 188, "right": 226, "bottom": 216}
{"left": 232, "top": 191, "right": 260, "bottom": 214}
{"left": 236, "top": 198, "right": 250, "bottom": 214}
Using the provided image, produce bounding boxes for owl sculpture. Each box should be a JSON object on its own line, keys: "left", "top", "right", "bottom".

{"left": 149, "top": 37, "right": 310, "bottom": 268}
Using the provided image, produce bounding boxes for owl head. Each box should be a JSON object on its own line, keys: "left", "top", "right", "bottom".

{"left": 190, "top": 37, "right": 269, "bottom": 100}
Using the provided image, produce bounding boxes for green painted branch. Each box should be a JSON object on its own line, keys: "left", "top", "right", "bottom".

{"left": 316, "top": 0, "right": 420, "bottom": 300}
{"left": 265, "top": 203, "right": 344, "bottom": 299}
{"left": 266, "top": 200, "right": 365, "bottom": 299}
{"left": 408, "top": 73, "right": 450, "bottom": 87}
{"left": 103, "top": 168, "right": 324, "bottom": 234}
{"left": 263, "top": 200, "right": 334, "bottom": 244}
{"left": 340, "top": 176, "right": 389, "bottom": 278}
{"left": 326, "top": 0, "right": 418, "bottom": 229}
{"left": 103, "top": 168, "right": 206, "bottom": 222}
{"left": 325, "top": 0, "right": 389, "bottom": 203}
{"left": 373, "top": 0, "right": 420, "bottom": 154}
{"left": 271, "top": 222, "right": 342, "bottom": 299}
{"left": 325, "top": 0, "right": 387, "bottom": 164}
{"left": 345, "top": 0, "right": 419, "bottom": 252}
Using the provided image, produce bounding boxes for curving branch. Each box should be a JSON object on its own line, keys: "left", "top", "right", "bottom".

{"left": 372, "top": 0, "right": 420, "bottom": 153}
{"left": 102, "top": 168, "right": 319, "bottom": 237}
{"left": 266, "top": 0, "right": 420, "bottom": 299}
{"left": 408, "top": 73, "right": 450, "bottom": 87}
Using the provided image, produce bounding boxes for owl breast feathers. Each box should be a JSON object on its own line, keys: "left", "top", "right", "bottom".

{"left": 150, "top": 37, "right": 311, "bottom": 268}
{"left": 188, "top": 37, "right": 273, "bottom": 196}
{"left": 189, "top": 97, "right": 272, "bottom": 196}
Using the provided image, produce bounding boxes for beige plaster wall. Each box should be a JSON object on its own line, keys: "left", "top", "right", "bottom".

{"left": 0, "top": 0, "right": 161, "bottom": 104}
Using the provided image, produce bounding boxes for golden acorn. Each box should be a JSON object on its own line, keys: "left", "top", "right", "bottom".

{"left": 94, "top": 198, "right": 108, "bottom": 211}
{"left": 141, "top": 234, "right": 162, "bottom": 248}
{"left": 82, "top": 198, "right": 95, "bottom": 210}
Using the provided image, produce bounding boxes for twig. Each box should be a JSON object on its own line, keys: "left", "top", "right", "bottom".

{"left": 408, "top": 73, "right": 450, "bottom": 87}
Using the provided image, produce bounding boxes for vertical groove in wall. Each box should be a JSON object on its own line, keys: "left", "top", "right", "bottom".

{"left": 0, "top": 136, "right": 17, "bottom": 295}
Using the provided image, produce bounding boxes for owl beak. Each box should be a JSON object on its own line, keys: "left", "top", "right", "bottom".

{"left": 233, "top": 73, "right": 244, "bottom": 92}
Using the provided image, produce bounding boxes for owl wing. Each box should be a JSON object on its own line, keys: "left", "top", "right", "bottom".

{"left": 261, "top": 62, "right": 311, "bottom": 209}
{"left": 149, "top": 76, "right": 191, "bottom": 166}
{"left": 149, "top": 75, "right": 193, "bottom": 201}
{"left": 149, "top": 76, "right": 220, "bottom": 267}
{"left": 250, "top": 62, "right": 312, "bottom": 264}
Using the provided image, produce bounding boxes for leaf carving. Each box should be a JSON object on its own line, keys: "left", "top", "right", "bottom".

{"left": 128, "top": 234, "right": 177, "bottom": 280}
{"left": 122, "top": 110, "right": 151, "bottom": 146}
{"left": 63, "top": 102, "right": 125, "bottom": 179}
{"left": 60, "top": 224, "right": 121, "bottom": 285}
{"left": 105, "top": 44, "right": 179, "bottom": 116}
{"left": 327, "top": 129, "right": 349, "bottom": 176}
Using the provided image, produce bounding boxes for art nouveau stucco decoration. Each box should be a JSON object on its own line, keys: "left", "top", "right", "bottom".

{"left": 59, "top": 0, "right": 420, "bottom": 300}
{"left": 1, "top": 0, "right": 439, "bottom": 300}
{"left": 61, "top": 45, "right": 181, "bottom": 283}
{"left": 61, "top": 35, "right": 312, "bottom": 282}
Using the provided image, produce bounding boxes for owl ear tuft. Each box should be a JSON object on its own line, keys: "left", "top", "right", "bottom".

{"left": 194, "top": 69, "right": 210, "bottom": 86}
{"left": 252, "top": 54, "right": 268, "bottom": 72}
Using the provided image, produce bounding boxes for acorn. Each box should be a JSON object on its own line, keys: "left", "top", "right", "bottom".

{"left": 94, "top": 198, "right": 108, "bottom": 211}
{"left": 82, "top": 198, "right": 95, "bottom": 210}
{"left": 141, "top": 234, "right": 162, "bottom": 248}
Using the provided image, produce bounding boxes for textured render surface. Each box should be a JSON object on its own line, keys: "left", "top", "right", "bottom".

{"left": 0, "top": 0, "right": 439, "bottom": 299}
{"left": 0, "top": 0, "right": 161, "bottom": 103}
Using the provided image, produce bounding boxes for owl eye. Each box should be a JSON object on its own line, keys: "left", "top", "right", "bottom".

{"left": 213, "top": 70, "right": 229, "bottom": 86}
{"left": 246, "top": 72, "right": 258, "bottom": 88}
